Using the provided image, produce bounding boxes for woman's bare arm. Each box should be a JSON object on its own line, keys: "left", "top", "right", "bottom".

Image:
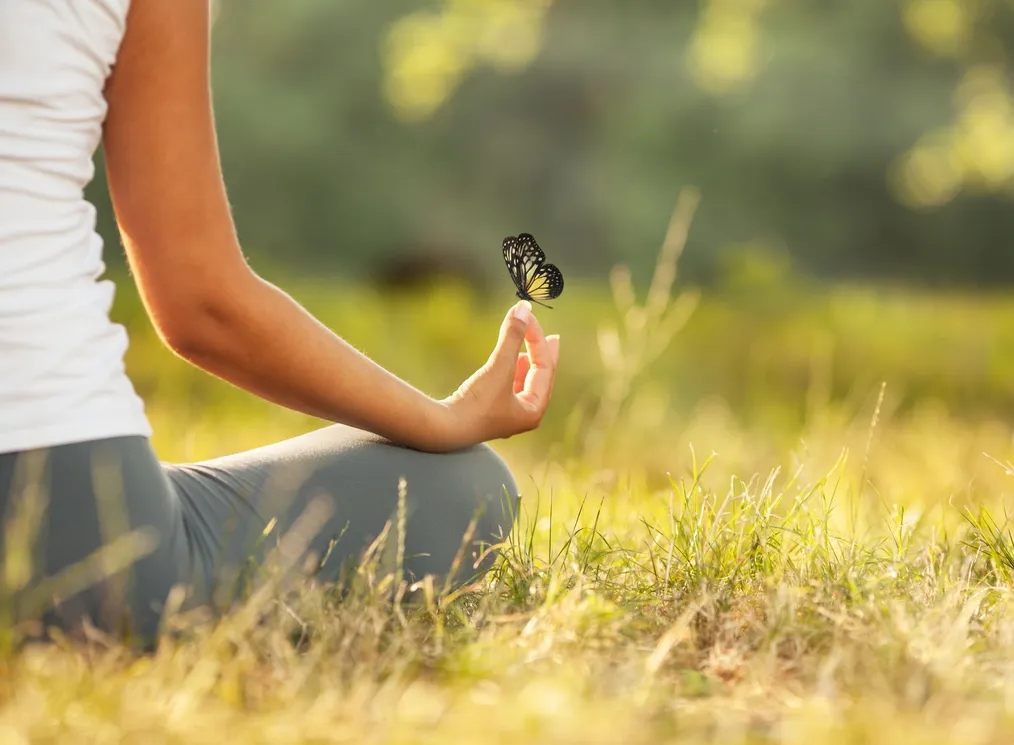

{"left": 102, "top": 0, "right": 558, "bottom": 452}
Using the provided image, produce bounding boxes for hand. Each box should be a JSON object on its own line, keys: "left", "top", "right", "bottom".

{"left": 438, "top": 301, "right": 561, "bottom": 449}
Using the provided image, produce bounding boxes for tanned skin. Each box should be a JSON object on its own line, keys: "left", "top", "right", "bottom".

{"left": 101, "top": 0, "right": 560, "bottom": 453}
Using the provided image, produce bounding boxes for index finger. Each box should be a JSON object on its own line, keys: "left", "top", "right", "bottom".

{"left": 523, "top": 312, "right": 554, "bottom": 370}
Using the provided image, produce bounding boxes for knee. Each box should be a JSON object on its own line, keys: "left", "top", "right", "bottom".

{"left": 398, "top": 443, "right": 519, "bottom": 585}
{"left": 467, "top": 443, "right": 519, "bottom": 543}
{"left": 457, "top": 444, "right": 519, "bottom": 582}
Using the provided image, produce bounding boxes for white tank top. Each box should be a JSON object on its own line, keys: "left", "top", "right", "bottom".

{"left": 0, "top": 0, "right": 151, "bottom": 454}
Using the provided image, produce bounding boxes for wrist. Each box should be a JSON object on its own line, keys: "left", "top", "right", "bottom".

{"left": 412, "top": 395, "right": 465, "bottom": 453}
{"left": 422, "top": 393, "right": 482, "bottom": 453}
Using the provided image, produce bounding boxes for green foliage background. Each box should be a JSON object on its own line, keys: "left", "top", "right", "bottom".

{"left": 10, "top": 6, "right": 1014, "bottom": 740}
{"left": 87, "top": 0, "right": 1014, "bottom": 288}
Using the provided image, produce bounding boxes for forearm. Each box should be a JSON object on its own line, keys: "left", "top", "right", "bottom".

{"left": 168, "top": 272, "right": 454, "bottom": 451}
{"left": 98, "top": 0, "right": 556, "bottom": 452}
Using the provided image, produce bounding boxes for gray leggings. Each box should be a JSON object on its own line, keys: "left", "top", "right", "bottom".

{"left": 0, "top": 425, "right": 518, "bottom": 645}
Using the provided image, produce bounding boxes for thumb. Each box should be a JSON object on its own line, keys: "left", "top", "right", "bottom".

{"left": 489, "top": 301, "right": 532, "bottom": 371}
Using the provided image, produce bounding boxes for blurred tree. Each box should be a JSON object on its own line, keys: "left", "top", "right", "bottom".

{"left": 382, "top": 0, "right": 554, "bottom": 122}
{"left": 85, "top": 0, "right": 1014, "bottom": 288}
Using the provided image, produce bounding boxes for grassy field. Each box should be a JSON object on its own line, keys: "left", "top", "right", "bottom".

{"left": 3, "top": 245, "right": 1014, "bottom": 742}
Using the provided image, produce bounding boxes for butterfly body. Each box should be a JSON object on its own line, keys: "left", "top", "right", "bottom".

{"left": 502, "top": 233, "right": 564, "bottom": 309}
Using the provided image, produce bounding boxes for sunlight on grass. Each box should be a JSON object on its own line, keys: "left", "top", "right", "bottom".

{"left": 3, "top": 209, "right": 1014, "bottom": 741}
{"left": 3, "top": 412, "right": 1014, "bottom": 742}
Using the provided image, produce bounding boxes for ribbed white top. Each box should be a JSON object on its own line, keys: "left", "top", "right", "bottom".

{"left": 0, "top": 0, "right": 151, "bottom": 453}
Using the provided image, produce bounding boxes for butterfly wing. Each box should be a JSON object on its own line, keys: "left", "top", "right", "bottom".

{"left": 525, "top": 264, "right": 564, "bottom": 302}
{"left": 502, "top": 232, "right": 564, "bottom": 307}
{"left": 503, "top": 233, "right": 546, "bottom": 294}
{"left": 502, "top": 236, "right": 529, "bottom": 295}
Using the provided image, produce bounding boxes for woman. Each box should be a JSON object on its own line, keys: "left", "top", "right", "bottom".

{"left": 0, "top": 0, "right": 560, "bottom": 644}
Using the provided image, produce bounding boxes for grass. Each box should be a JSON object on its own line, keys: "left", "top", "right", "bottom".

{"left": 4, "top": 412, "right": 1014, "bottom": 744}
{"left": 4, "top": 207, "right": 1014, "bottom": 742}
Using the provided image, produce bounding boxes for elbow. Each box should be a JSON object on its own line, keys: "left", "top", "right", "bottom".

{"left": 159, "top": 319, "right": 209, "bottom": 362}
{"left": 148, "top": 265, "right": 263, "bottom": 364}
{"left": 155, "top": 291, "right": 239, "bottom": 363}
{"left": 157, "top": 305, "right": 217, "bottom": 362}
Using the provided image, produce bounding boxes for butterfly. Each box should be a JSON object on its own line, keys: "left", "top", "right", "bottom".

{"left": 502, "top": 233, "right": 565, "bottom": 309}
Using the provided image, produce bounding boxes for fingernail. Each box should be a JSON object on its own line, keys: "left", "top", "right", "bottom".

{"left": 514, "top": 301, "right": 531, "bottom": 323}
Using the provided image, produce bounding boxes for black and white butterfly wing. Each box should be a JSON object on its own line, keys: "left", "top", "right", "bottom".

{"left": 502, "top": 233, "right": 545, "bottom": 293}
{"left": 502, "top": 232, "right": 564, "bottom": 307}
{"left": 501, "top": 235, "right": 528, "bottom": 295}
{"left": 525, "top": 263, "right": 564, "bottom": 303}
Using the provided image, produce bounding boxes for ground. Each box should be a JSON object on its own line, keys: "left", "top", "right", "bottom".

{"left": 2, "top": 272, "right": 1014, "bottom": 744}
